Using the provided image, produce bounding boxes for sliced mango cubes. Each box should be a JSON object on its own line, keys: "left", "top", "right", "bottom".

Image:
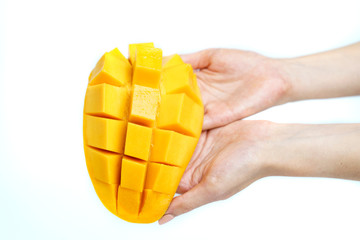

{"left": 83, "top": 43, "right": 204, "bottom": 223}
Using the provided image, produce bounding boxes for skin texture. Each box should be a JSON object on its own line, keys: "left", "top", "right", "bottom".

{"left": 158, "top": 42, "right": 360, "bottom": 225}
{"left": 160, "top": 120, "right": 274, "bottom": 224}
{"left": 181, "top": 49, "right": 290, "bottom": 130}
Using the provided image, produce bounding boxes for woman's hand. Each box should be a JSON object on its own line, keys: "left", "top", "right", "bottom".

{"left": 158, "top": 121, "right": 360, "bottom": 224}
{"left": 158, "top": 120, "right": 275, "bottom": 224}
{"left": 182, "top": 49, "right": 291, "bottom": 130}
{"left": 182, "top": 43, "right": 360, "bottom": 130}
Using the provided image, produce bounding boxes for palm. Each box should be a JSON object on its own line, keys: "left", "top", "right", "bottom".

{"left": 177, "top": 120, "right": 270, "bottom": 199}
{"left": 183, "top": 49, "right": 288, "bottom": 129}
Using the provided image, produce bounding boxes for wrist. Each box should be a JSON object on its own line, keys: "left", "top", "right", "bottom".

{"left": 267, "top": 58, "right": 297, "bottom": 106}
{"left": 261, "top": 123, "right": 360, "bottom": 180}
{"left": 260, "top": 123, "right": 315, "bottom": 177}
{"left": 275, "top": 58, "right": 304, "bottom": 103}
{"left": 249, "top": 121, "right": 292, "bottom": 178}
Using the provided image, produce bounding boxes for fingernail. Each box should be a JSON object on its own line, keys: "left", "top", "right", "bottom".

{"left": 158, "top": 214, "right": 174, "bottom": 225}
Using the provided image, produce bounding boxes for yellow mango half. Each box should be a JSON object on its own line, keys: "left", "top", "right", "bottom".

{"left": 83, "top": 43, "right": 204, "bottom": 223}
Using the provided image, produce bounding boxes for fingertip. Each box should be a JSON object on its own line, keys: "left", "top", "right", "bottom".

{"left": 179, "top": 53, "right": 191, "bottom": 61}
{"left": 165, "top": 182, "right": 211, "bottom": 220}
{"left": 180, "top": 53, "right": 196, "bottom": 66}
{"left": 158, "top": 214, "right": 174, "bottom": 225}
{"left": 180, "top": 49, "right": 212, "bottom": 70}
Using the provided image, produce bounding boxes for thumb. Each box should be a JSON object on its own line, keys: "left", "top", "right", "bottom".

{"left": 180, "top": 49, "right": 214, "bottom": 70}
{"left": 158, "top": 181, "right": 214, "bottom": 225}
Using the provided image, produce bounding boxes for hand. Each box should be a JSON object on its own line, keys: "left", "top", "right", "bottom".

{"left": 158, "top": 120, "right": 275, "bottom": 224}
{"left": 158, "top": 121, "right": 360, "bottom": 224}
{"left": 182, "top": 49, "right": 290, "bottom": 130}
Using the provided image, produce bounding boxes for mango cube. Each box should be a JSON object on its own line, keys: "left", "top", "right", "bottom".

{"left": 85, "top": 115, "right": 127, "bottom": 153}
{"left": 157, "top": 93, "right": 203, "bottom": 137}
{"left": 145, "top": 163, "right": 183, "bottom": 194}
{"left": 85, "top": 83, "right": 129, "bottom": 120}
{"left": 129, "top": 85, "right": 160, "bottom": 127}
{"left": 162, "top": 54, "right": 184, "bottom": 68}
{"left": 150, "top": 129, "right": 197, "bottom": 167}
{"left": 162, "top": 64, "right": 202, "bottom": 104}
{"left": 120, "top": 156, "right": 147, "bottom": 192}
{"left": 133, "top": 47, "right": 162, "bottom": 88}
{"left": 124, "top": 123, "right": 152, "bottom": 160}
{"left": 128, "top": 42, "right": 154, "bottom": 65}
{"left": 109, "top": 48, "right": 131, "bottom": 67}
{"left": 117, "top": 187, "right": 142, "bottom": 216}
{"left": 89, "top": 52, "right": 131, "bottom": 87}
{"left": 85, "top": 146, "right": 122, "bottom": 184}
{"left": 138, "top": 190, "right": 172, "bottom": 221}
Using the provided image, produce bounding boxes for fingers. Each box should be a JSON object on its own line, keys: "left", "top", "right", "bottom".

{"left": 202, "top": 115, "right": 214, "bottom": 131}
{"left": 202, "top": 107, "right": 232, "bottom": 130}
{"left": 181, "top": 49, "right": 215, "bottom": 70}
{"left": 158, "top": 182, "right": 214, "bottom": 225}
{"left": 202, "top": 115, "right": 231, "bottom": 130}
{"left": 176, "top": 184, "right": 188, "bottom": 194}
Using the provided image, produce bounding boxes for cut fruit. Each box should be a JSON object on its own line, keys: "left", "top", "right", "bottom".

{"left": 124, "top": 123, "right": 153, "bottom": 161}
{"left": 128, "top": 42, "right": 154, "bottom": 65}
{"left": 162, "top": 54, "right": 184, "bottom": 68}
{"left": 145, "top": 163, "right": 183, "bottom": 195}
{"left": 157, "top": 93, "right": 203, "bottom": 137}
{"left": 85, "top": 83, "right": 129, "bottom": 120}
{"left": 150, "top": 129, "right": 197, "bottom": 167}
{"left": 162, "top": 63, "right": 202, "bottom": 104}
{"left": 132, "top": 47, "right": 162, "bottom": 88}
{"left": 84, "top": 115, "right": 127, "bottom": 153}
{"left": 120, "top": 156, "right": 147, "bottom": 192}
{"left": 129, "top": 85, "right": 160, "bottom": 127}
{"left": 89, "top": 50, "right": 131, "bottom": 87}
{"left": 85, "top": 146, "right": 122, "bottom": 184}
{"left": 83, "top": 43, "right": 204, "bottom": 223}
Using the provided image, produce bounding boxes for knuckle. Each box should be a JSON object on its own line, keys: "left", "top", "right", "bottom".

{"left": 177, "top": 199, "right": 193, "bottom": 213}
{"left": 203, "top": 175, "right": 223, "bottom": 200}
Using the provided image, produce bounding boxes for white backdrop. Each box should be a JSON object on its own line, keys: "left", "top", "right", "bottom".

{"left": 1, "top": 0, "right": 360, "bottom": 239}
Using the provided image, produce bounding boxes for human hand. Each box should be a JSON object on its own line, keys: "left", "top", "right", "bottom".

{"left": 158, "top": 120, "right": 360, "bottom": 224}
{"left": 182, "top": 49, "right": 290, "bottom": 130}
{"left": 158, "top": 120, "right": 275, "bottom": 224}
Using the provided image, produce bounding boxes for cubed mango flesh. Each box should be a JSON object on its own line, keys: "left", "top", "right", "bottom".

{"left": 162, "top": 54, "right": 184, "bottom": 68}
{"left": 120, "top": 156, "right": 147, "bottom": 192}
{"left": 85, "top": 83, "right": 129, "bottom": 120}
{"left": 128, "top": 42, "right": 154, "bottom": 65}
{"left": 89, "top": 50, "right": 131, "bottom": 87}
{"left": 124, "top": 123, "right": 153, "bottom": 161}
{"left": 150, "top": 129, "right": 197, "bottom": 167}
{"left": 157, "top": 93, "right": 203, "bottom": 137}
{"left": 83, "top": 43, "right": 204, "bottom": 223}
{"left": 132, "top": 47, "right": 162, "bottom": 88}
{"left": 84, "top": 115, "right": 127, "bottom": 153}
{"left": 85, "top": 146, "right": 122, "bottom": 184}
{"left": 162, "top": 63, "right": 202, "bottom": 104}
{"left": 129, "top": 84, "right": 160, "bottom": 127}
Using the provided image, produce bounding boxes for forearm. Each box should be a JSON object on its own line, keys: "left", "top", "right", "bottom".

{"left": 265, "top": 123, "right": 360, "bottom": 181}
{"left": 281, "top": 42, "right": 360, "bottom": 102}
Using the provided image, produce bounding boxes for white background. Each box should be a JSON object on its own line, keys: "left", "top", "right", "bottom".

{"left": 1, "top": 0, "right": 360, "bottom": 239}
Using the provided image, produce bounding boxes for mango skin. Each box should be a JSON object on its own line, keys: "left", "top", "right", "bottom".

{"left": 83, "top": 44, "right": 203, "bottom": 223}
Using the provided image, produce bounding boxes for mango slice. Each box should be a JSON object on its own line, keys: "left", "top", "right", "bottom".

{"left": 83, "top": 43, "right": 204, "bottom": 223}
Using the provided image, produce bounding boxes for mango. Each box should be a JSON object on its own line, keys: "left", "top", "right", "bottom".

{"left": 83, "top": 43, "right": 204, "bottom": 223}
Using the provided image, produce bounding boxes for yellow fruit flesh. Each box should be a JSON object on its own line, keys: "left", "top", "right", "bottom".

{"left": 83, "top": 43, "right": 203, "bottom": 223}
